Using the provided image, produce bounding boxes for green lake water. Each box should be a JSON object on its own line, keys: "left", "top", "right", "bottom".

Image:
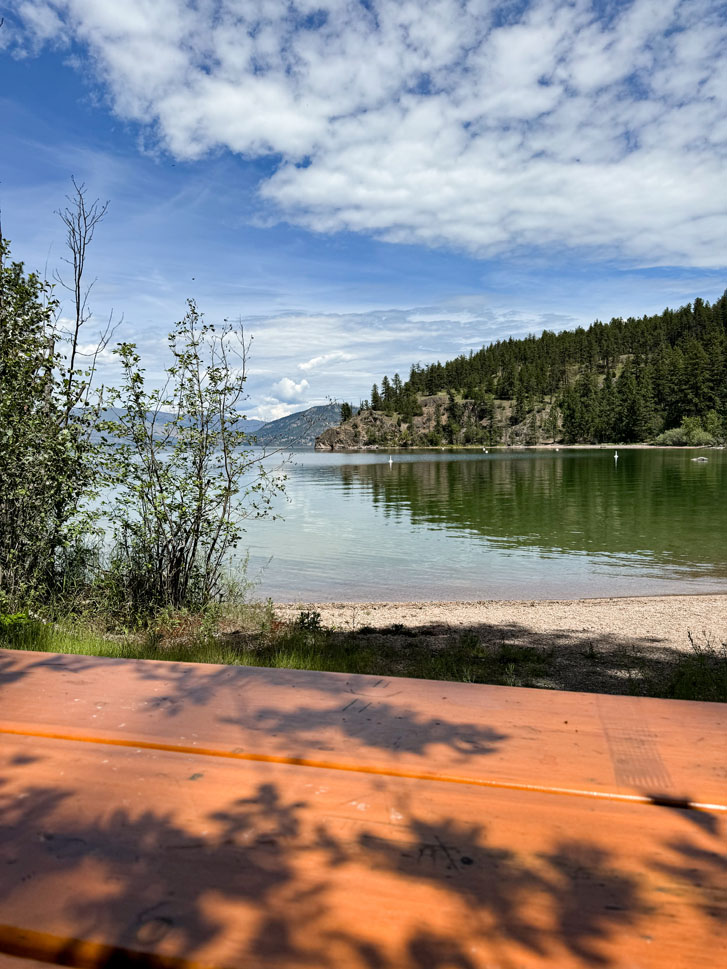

{"left": 243, "top": 448, "right": 727, "bottom": 602}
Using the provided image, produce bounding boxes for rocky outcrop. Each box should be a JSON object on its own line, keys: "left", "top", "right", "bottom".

{"left": 317, "top": 394, "right": 561, "bottom": 449}
{"left": 316, "top": 409, "right": 400, "bottom": 449}
{"left": 315, "top": 425, "right": 359, "bottom": 450}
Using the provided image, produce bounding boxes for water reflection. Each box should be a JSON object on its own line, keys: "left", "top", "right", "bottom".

{"left": 332, "top": 451, "right": 726, "bottom": 565}
{"left": 246, "top": 449, "right": 727, "bottom": 601}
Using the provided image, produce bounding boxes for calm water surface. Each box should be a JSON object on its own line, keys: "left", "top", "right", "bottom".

{"left": 243, "top": 449, "right": 727, "bottom": 602}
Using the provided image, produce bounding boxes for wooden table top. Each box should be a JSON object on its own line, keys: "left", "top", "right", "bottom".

{"left": 1, "top": 647, "right": 725, "bottom": 968}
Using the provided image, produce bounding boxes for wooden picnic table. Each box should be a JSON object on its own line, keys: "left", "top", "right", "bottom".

{"left": 0, "top": 647, "right": 725, "bottom": 968}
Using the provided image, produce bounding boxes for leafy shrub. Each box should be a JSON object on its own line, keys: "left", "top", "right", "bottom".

{"left": 100, "top": 301, "right": 283, "bottom": 621}
{"left": 0, "top": 238, "right": 98, "bottom": 609}
{"left": 295, "top": 609, "right": 323, "bottom": 630}
{"left": 0, "top": 612, "right": 31, "bottom": 633}
{"left": 654, "top": 418, "right": 715, "bottom": 446}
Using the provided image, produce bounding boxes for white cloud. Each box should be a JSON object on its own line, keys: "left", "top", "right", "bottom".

{"left": 253, "top": 400, "right": 302, "bottom": 423}
{"left": 297, "top": 350, "right": 354, "bottom": 372}
{"left": 16, "top": 2, "right": 66, "bottom": 44}
{"left": 239, "top": 298, "right": 584, "bottom": 410}
{"left": 408, "top": 312, "right": 479, "bottom": 325}
{"left": 271, "top": 376, "right": 310, "bottom": 402}
{"left": 74, "top": 342, "right": 117, "bottom": 365}
{"left": 14, "top": 1, "right": 727, "bottom": 267}
{"left": 53, "top": 317, "right": 119, "bottom": 366}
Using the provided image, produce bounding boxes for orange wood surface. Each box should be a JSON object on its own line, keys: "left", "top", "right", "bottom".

{"left": 1, "top": 648, "right": 725, "bottom": 968}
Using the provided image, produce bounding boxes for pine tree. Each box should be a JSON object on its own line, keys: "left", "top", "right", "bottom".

{"left": 363, "top": 291, "right": 726, "bottom": 446}
{"left": 544, "top": 402, "right": 560, "bottom": 443}
{"left": 380, "top": 375, "right": 393, "bottom": 411}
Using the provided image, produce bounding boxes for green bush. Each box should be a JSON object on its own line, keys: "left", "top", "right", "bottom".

{"left": 654, "top": 418, "right": 715, "bottom": 446}
{"left": 0, "top": 239, "right": 98, "bottom": 610}
{"left": 295, "top": 609, "right": 323, "bottom": 630}
{"left": 703, "top": 409, "right": 726, "bottom": 444}
{"left": 0, "top": 612, "right": 31, "bottom": 633}
{"left": 100, "top": 301, "right": 283, "bottom": 622}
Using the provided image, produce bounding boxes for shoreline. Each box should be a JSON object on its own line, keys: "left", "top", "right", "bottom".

{"left": 276, "top": 593, "right": 727, "bottom": 653}
{"left": 315, "top": 442, "right": 723, "bottom": 451}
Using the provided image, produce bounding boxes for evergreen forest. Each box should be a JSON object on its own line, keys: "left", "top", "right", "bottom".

{"left": 347, "top": 293, "right": 727, "bottom": 447}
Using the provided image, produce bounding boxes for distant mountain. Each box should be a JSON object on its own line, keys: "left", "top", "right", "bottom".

{"left": 129, "top": 409, "right": 266, "bottom": 435}
{"left": 87, "top": 408, "right": 266, "bottom": 442}
{"left": 237, "top": 418, "right": 267, "bottom": 434}
{"left": 84, "top": 404, "right": 342, "bottom": 448}
{"left": 254, "top": 403, "right": 347, "bottom": 447}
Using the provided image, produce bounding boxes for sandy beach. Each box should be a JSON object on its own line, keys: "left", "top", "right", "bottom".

{"left": 276, "top": 594, "right": 727, "bottom": 654}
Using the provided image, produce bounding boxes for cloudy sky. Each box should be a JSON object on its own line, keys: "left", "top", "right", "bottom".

{"left": 2, "top": 0, "right": 725, "bottom": 420}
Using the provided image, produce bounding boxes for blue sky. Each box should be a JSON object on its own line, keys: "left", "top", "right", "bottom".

{"left": 2, "top": 0, "right": 725, "bottom": 419}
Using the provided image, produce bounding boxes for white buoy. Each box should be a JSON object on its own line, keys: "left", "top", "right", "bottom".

{"left": 614, "top": 449, "right": 619, "bottom": 461}
{"left": 388, "top": 454, "right": 393, "bottom": 466}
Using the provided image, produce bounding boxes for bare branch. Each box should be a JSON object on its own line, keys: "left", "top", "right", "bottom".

{"left": 54, "top": 177, "right": 110, "bottom": 421}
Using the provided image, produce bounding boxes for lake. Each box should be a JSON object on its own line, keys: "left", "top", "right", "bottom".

{"left": 243, "top": 448, "right": 727, "bottom": 602}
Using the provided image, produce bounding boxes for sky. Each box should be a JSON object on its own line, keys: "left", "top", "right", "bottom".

{"left": 2, "top": 0, "right": 725, "bottom": 421}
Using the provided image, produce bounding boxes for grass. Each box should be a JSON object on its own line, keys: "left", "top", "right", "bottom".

{"left": 656, "top": 631, "right": 727, "bottom": 702}
{"left": 1, "top": 609, "right": 726, "bottom": 702}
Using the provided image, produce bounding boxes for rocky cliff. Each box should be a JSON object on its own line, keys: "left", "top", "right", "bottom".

{"left": 316, "top": 395, "right": 559, "bottom": 449}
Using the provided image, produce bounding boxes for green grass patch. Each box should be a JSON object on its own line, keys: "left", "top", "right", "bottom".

{"left": 2, "top": 610, "right": 725, "bottom": 702}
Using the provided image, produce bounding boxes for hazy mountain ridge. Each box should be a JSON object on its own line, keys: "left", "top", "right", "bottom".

{"left": 87, "top": 408, "right": 265, "bottom": 442}
{"left": 86, "top": 405, "right": 340, "bottom": 447}
{"left": 254, "top": 403, "right": 346, "bottom": 447}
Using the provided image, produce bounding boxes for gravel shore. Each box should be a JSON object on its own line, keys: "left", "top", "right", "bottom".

{"left": 276, "top": 594, "right": 727, "bottom": 654}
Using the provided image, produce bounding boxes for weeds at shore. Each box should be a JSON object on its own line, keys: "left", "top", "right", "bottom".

{"left": 652, "top": 631, "right": 727, "bottom": 702}
{"left": 1, "top": 610, "right": 725, "bottom": 702}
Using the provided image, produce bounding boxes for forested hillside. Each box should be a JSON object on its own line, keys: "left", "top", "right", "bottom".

{"left": 254, "top": 403, "right": 346, "bottom": 447}
{"left": 327, "top": 294, "right": 727, "bottom": 448}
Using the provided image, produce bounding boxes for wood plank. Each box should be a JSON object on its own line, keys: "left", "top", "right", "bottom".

{"left": 1, "top": 649, "right": 725, "bottom": 806}
{"left": 1, "top": 649, "right": 725, "bottom": 967}
{"left": 1, "top": 733, "right": 725, "bottom": 969}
